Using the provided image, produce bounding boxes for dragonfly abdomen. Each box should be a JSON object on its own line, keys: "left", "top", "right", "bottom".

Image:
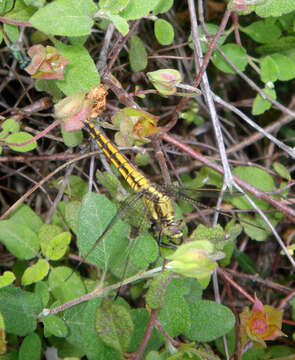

{"left": 85, "top": 120, "right": 148, "bottom": 192}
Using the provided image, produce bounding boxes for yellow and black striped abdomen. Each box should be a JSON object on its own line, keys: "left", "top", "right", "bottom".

{"left": 84, "top": 120, "right": 151, "bottom": 192}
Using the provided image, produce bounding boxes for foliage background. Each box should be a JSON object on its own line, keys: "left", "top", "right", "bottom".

{"left": 0, "top": 0, "right": 295, "bottom": 359}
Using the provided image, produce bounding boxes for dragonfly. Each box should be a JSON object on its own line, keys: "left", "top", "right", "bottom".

{"left": 84, "top": 119, "right": 185, "bottom": 246}
{"left": 73, "top": 120, "right": 253, "bottom": 281}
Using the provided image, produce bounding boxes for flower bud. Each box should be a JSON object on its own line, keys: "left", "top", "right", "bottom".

{"left": 147, "top": 69, "right": 182, "bottom": 96}
{"left": 25, "top": 45, "right": 69, "bottom": 80}
{"left": 54, "top": 93, "right": 93, "bottom": 131}
{"left": 166, "top": 240, "right": 224, "bottom": 281}
{"left": 111, "top": 108, "right": 159, "bottom": 146}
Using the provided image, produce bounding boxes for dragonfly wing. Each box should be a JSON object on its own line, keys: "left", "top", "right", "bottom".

{"left": 161, "top": 185, "right": 242, "bottom": 201}
{"left": 110, "top": 231, "right": 158, "bottom": 280}
{"left": 77, "top": 193, "right": 131, "bottom": 270}
{"left": 77, "top": 191, "right": 158, "bottom": 280}
{"left": 108, "top": 192, "right": 159, "bottom": 279}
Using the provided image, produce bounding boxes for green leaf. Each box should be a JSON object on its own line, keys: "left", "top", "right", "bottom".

{"left": 77, "top": 193, "right": 130, "bottom": 271}
{"left": 280, "top": 125, "right": 295, "bottom": 147}
{"left": 62, "top": 303, "right": 89, "bottom": 350}
{"left": 109, "top": 14, "right": 129, "bottom": 36}
{"left": 270, "top": 53, "right": 295, "bottom": 81}
{"left": 184, "top": 300, "right": 235, "bottom": 342}
{"left": 38, "top": 224, "right": 63, "bottom": 256}
{"left": 34, "top": 281, "right": 49, "bottom": 307}
{"left": 3, "top": 23, "right": 18, "bottom": 42}
{"left": 54, "top": 42, "right": 100, "bottom": 95}
{"left": 29, "top": 0, "right": 97, "bottom": 36}
{"left": 215, "top": 327, "right": 236, "bottom": 358}
{"left": 61, "top": 128, "right": 83, "bottom": 147}
{"left": 257, "top": 36, "right": 295, "bottom": 55}
{"left": 266, "top": 345, "right": 295, "bottom": 358}
{"left": 260, "top": 56, "right": 279, "bottom": 83}
{"left": 183, "top": 278, "right": 203, "bottom": 305}
{"left": 232, "top": 165, "right": 284, "bottom": 242}
{"left": 273, "top": 162, "right": 291, "bottom": 180}
{"left": 252, "top": 87, "right": 276, "bottom": 115}
{"left": 238, "top": 212, "right": 279, "bottom": 241}
{"left": 0, "top": 286, "right": 42, "bottom": 336}
{"left": 230, "top": 166, "right": 276, "bottom": 210}
{"left": 254, "top": 0, "right": 295, "bottom": 18}
{"left": 96, "top": 170, "right": 121, "bottom": 198}
{"left": 154, "top": 19, "right": 174, "bottom": 45}
{"left": 146, "top": 271, "right": 171, "bottom": 310}
{"left": 24, "top": 0, "right": 46, "bottom": 7}
{"left": 211, "top": 43, "right": 248, "bottom": 74}
{"left": 82, "top": 298, "right": 121, "bottom": 359}
{"left": 129, "top": 35, "right": 147, "bottom": 72}
{"left": 95, "top": 299, "right": 134, "bottom": 353}
{"left": 128, "top": 308, "right": 162, "bottom": 352}
{"left": 0, "top": 271, "right": 15, "bottom": 288}
{"left": 64, "top": 200, "right": 81, "bottom": 234}
{"left": 278, "top": 13, "right": 294, "bottom": 31}
{"left": 45, "top": 232, "right": 71, "bottom": 260}
{"left": 193, "top": 166, "right": 224, "bottom": 188}
{"left": 119, "top": 0, "right": 160, "bottom": 20}
{"left": 233, "top": 249, "right": 258, "bottom": 274}
{"left": 48, "top": 266, "right": 85, "bottom": 303}
{"left": 242, "top": 21, "right": 281, "bottom": 44}
{"left": 18, "top": 333, "right": 41, "bottom": 360}
{"left": 0, "top": 220, "right": 39, "bottom": 259}
{"left": 10, "top": 204, "right": 43, "bottom": 233}
{"left": 190, "top": 223, "right": 225, "bottom": 245}
{"left": 43, "top": 315, "right": 68, "bottom": 338}
{"left": 219, "top": 238, "right": 235, "bottom": 268}
{"left": 4, "top": 0, "right": 35, "bottom": 21}
{"left": 0, "top": 118, "right": 20, "bottom": 138}
{"left": 145, "top": 352, "right": 162, "bottom": 360}
{"left": 0, "top": 0, "right": 14, "bottom": 15}
{"left": 110, "top": 231, "right": 158, "bottom": 279}
{"left": 35, "top": 78, "right": 63, "bottom": 102}
{"left": 153, "top": 0, "right": 173, "bottom": 15}
{"left": 157, "top": 278, "right": 191, "bottom": 337}
{"left": 99, "top": 0, "right": 129, "bottom": 13}
{"left": 243, "top": 348, "right": 266, "bottom": 360}
{"left": 52, "top": 175, "right": 88, "bottom": 199}
{"left": 21, "top": 259, "right": 50, "bottom": 285}
{"left": 130, "top": 232, "right": 158, "bottom": 270}
{"left": 5, "top": 132, "right": 37, "bottom": 152}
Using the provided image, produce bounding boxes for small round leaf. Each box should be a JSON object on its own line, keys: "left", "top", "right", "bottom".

{"left": 212, "top": 44, "right": 248, "bottom": 74}
{"left": 154, "top": 19, "right": 174, "bottom": 45}
{"left": 21, "top": 259, "right": 50, "bottom": 286}
{"left": 5, "top": 132, "right": 37, "bottom": 152}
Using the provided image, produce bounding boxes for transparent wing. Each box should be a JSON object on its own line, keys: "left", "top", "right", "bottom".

{"left": 76, "top": 191, "right": 159, "bottom": 281}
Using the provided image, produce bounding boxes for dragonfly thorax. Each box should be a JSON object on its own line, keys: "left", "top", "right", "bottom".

{"left": 142, "top": 187, "right": 184, "bottom": 244}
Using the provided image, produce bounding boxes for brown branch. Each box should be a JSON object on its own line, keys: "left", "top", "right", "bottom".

{"left": 218, "top": 268, "right": 255, "bottom": 304}
{"left": 0, "top": 17, "right": 32, "bottom": 27}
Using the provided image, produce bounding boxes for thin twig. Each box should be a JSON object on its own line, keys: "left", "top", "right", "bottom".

{"left": 188, "top": 0, "right": 234, "bottom": 189}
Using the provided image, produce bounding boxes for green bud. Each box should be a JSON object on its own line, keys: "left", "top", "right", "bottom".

{"left": 147, "top": 69, "right": 182, "bottom": 96}
{"left": 166, "top": 240, "right": 224, "bottom": 280}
